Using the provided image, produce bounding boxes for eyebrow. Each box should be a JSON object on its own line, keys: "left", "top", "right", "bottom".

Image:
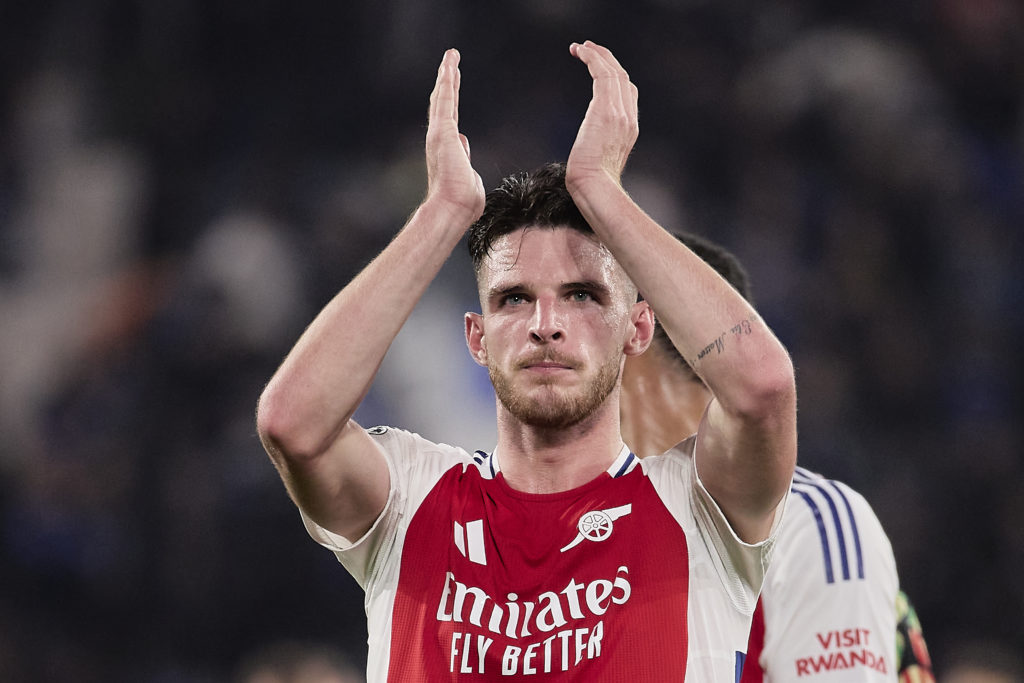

{"left": 486, "top": 280, "right": 612, "bottom": 299}
{"left": 562, "top": 280, "right": 611, "bottom": 297}
{"left": 487, "top": 284, "right": 527, "bottom": 299}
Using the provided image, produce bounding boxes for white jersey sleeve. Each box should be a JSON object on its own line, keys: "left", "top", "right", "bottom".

{"left": 757, "top": 467, "right": 899, "bottom": 681}
{"left": 299, "top": 425, "right": 471, "bottom": 586}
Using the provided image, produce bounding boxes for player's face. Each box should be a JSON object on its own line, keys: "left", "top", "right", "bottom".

{"left": 467, "top": 226, "right": 642, "bottom": 429}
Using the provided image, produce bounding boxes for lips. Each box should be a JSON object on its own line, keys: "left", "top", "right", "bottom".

{"left": 518, "top": 354, "right": 576, "bottom": 371}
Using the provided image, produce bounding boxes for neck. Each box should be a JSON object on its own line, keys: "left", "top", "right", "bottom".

{"left": 494, "top": 393, "right": 625, "bottom": 494}
{"left": 620, "top": 346, "right": 711, "bottom": 457}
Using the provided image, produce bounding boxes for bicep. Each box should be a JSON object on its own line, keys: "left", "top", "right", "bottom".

{"left": 694, "top": 394, "right": 796, "bottom": 543}
{"left": 276, "top": 420, "right": 391, "bottom": 543}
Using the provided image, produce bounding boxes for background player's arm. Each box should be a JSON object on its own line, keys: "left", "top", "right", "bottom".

{"left": 565, "top": 40, "right": 796, "bottom": 543}
{"left": 256, "top": 49, "right": 485, "bottom": 542}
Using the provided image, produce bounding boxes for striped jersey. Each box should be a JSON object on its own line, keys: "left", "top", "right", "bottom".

{"left": 740, "top": 467, "right": 898, "bottom": 682}
{"left": 302, "top": 426, "right": 783, "bottom": 682}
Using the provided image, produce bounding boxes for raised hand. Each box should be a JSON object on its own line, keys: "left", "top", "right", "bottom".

{"left": 425, "top": 49, "right": 486, "bottom": 222}
{"left": 565, "top": 41, "right": 639, "bottom": 192}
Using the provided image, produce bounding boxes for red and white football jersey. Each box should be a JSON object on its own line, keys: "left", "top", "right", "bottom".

{"left": 740, "top": 467, "right": 899, "bottom": 682}
{"left": 303, "top": 426, "right": 781, "bottom": 682}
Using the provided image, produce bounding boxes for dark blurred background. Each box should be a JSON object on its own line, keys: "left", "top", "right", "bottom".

{"left": 1, "top": 1, "right": 1021, "bottom": 681}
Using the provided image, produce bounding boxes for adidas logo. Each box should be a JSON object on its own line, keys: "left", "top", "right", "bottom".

{"left": 453, "top": 519, "right": 487, "bottom": 566}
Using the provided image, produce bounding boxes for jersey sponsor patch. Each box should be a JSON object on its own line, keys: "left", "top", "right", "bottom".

{"left": 793, "top": 628, "right": 889, "bottom": 677}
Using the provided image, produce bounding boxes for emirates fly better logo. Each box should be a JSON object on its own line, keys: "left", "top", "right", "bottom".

{"left": 560, "top": 504, "right": 632, "bottom": 552}
{"left": 440, "top": 505, "right": 635, "bottom": 674}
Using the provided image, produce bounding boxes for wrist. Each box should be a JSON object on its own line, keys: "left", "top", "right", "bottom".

{"left": 565, "top": 167, "right": 622, "bottom": 200}
{"left": 565, "top": 170, "right": 627, "bottom": 214}
{"left": 417, "top": 195, "right": 483, "bottom": 235}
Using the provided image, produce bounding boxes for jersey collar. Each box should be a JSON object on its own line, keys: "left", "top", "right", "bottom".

{"left": 478, "top": 443, "right": 637, "bottom": 481}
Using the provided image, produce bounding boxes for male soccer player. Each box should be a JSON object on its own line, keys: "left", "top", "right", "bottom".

{"left": 620, "top": 231, "right": 934, "bottom": 682}
{"left": 257, "top": 42, "right": 797, "bottom": 681}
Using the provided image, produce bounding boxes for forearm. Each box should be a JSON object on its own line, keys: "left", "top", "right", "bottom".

{"left": 257, "top": 199, "right": 474, "bottom": 461}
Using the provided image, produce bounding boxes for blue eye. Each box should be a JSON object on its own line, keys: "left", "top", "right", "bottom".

{"left": 570, "top": 290, "right": 592, "bottom": 302}
{"left": 504, "top": 294, "right": 526, "bottom": 306}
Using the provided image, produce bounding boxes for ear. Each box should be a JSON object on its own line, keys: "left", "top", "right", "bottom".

{"left": 465, "top": 312, "right": 488, "bottom": 367}
{"left": 623, "top": 300, "right": 655, "bottom": 357}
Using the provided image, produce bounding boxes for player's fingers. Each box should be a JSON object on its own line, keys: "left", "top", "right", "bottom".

{"left": 571, "top": 42, "right": 620, "bottom": 116}
{"left": 427, "top": 60, "right": 442, "bottom": 123}
{"left": 572, "top": 41, "right": 635, "bottom": 119}
{"left": 428, "top": 48, "right": 459, "bottom": 125}
{"left": 571, "top": 40, "right": 619, "bottom": 82}
{"left": 590, "top": 41, "right": 637, "bottom": 119}
{"left": 428, "top": 53, "right": 445, "bottom": 119}
{"left": 454, "top": 56, "right": 461, "bottom": 126}
{"left": 581, "top": 40, "right": 627, "bottom": 73}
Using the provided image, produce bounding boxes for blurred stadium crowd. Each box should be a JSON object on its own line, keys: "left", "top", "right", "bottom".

{"left": 0, "top": 1, "right": 1021, "bottom": 680}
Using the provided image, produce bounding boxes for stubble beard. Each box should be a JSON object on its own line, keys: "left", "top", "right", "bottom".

{"left": 489, "top": 355, "right": 622, "bottom": 430}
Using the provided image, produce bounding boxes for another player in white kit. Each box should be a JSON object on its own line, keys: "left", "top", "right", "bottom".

{"left": 738, "top": 468, "right": 900, "bottom": 682}
{"left": 257, "top": 41, "right": 798, "bottom": 681}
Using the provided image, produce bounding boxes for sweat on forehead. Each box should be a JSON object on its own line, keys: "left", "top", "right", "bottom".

{"left": 484, "top": 224, "right": 606, "bottom": 266}
{"left": 475, "top": 226, "right": 638, "bottom": 303}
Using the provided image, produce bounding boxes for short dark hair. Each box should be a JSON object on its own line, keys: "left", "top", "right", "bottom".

{"left": 467, "top": 162, "right": 591, "bottom": 272}
{"left": 653, "top": 231, "right": 754, "bottom": 371}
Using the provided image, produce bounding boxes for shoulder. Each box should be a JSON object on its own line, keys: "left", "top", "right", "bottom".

{"left": 638, "top": 435, "right": 697, "bottom": 474}
{"left": 777, "top": 466, "right": 895, "bottom": 584}
{"left": 363, "top": 424, "right": 478, "bottom": 482}
{"left": 787, "top": 467, "right": 884, "bottom": 531}
{"left": 365, "top": 424, "right": 469, "bottom": 457}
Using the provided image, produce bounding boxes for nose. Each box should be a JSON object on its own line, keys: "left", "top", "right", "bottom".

{"left": 529, "top": 297, "right": 564, "bottom": 343}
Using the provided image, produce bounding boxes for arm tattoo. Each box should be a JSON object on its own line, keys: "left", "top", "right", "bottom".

{"left": 696, "top": 334, "right": 725, "bottom": 361}
{"left": 693, "top": 318, "right": 755, "bottom": 363}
